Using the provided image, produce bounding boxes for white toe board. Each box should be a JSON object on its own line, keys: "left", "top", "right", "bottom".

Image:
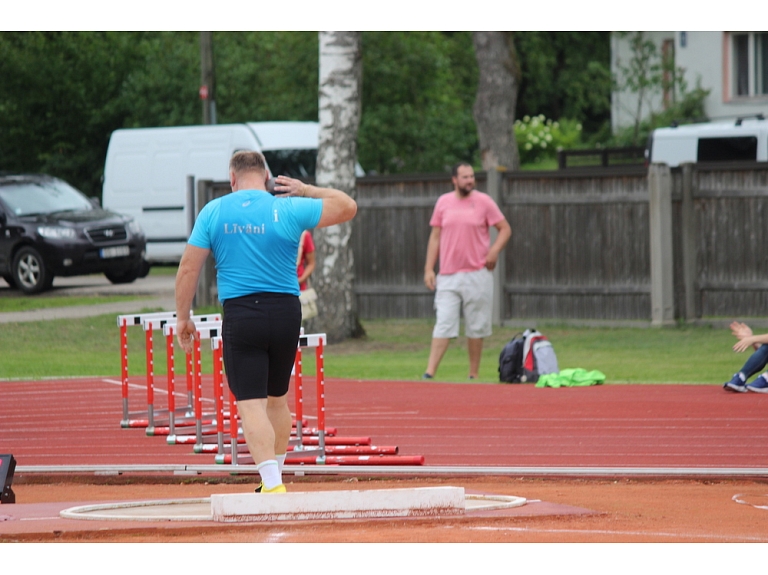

{"left": 211, "top": 486, "right": 466, "bottom": 522}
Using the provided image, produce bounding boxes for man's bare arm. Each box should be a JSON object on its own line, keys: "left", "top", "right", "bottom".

{"left": 175, "top": 244, "right": 210, "bottom": 354}
{"left": 272, "top": 175, "right": 357, "bottom": 228}
{"left": 486, "top": 218, "right": 511, "bottom": 271}
{"left": 424, "top": 226, "right": 441, "bottom": 291}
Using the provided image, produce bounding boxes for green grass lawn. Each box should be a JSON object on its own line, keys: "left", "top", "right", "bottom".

{"left": 0, "top": 313, "right": 749, "bottom": 386}
{"left": 0, "top": 294, "right": 141, "bottom": 313}
{"left": 0, "top": 265, "right": 177, "bottom": 313}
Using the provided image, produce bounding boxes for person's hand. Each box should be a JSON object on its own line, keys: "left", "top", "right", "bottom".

{"left": 734, "top": 336, "right": 757, "bottom": 353}
{"left": 176, "top": 318, "right": 197, "bottom": 355}
{"left": 730, "top": 321, "right": 753, "bottom": 340}
{"left": 424, "top": 270, "right": 436, "bottom": 291}
{"left": 485, "top": 250, "right": 499, "bottom": 271}
{"left": 271, "top": 175, "right": 308, "bottom": 197}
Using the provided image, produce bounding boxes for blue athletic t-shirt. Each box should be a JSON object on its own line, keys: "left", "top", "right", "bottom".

{"left": 188, "top": 190, "right": 323, "bottom": 302}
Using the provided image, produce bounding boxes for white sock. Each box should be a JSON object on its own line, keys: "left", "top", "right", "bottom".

{"left": 255, "top": 459, "right": 281, "bottom": 490}
{"left": 276, "top": 453, "right": 287, "bottom": 475}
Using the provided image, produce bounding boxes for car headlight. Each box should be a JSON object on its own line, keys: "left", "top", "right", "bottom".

{"left": 38, "top": 226, "right": 76, "bottom": 239}
{"left": 127, "top": 219, "right": 143, "bottom": 236}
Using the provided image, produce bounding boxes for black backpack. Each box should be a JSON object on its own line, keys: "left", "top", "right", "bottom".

{"left": 498, "top": 333, "right": 525, "bottom": 383}
{"left": 499, "top": 328, "right": 560, "bottom": 383}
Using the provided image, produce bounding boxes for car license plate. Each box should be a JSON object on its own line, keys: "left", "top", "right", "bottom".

{"left": 100, "top": 246, "right": 130, "bottom": 259}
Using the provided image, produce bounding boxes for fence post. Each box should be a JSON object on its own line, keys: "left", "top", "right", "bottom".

{"left": 680, "top": 163, "right": 697, "bottom": 321}
{"left": 486, "top": 167, "right": 506, "bottom": 326}
{"left": 648, "top": 164, "right": 675, "bottom": 326}
{"left": 186, "top": 175, "right": 196, "bottom": 237}
{"left": 195, "top": 179, "right": 215, "bottom": 308}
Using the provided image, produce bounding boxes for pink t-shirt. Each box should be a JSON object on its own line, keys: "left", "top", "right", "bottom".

{"left": 429, "top": 190, "right": 505, "bottom": 275}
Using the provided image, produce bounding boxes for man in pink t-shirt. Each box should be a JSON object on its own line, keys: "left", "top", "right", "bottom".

{"left": 423, "top": 162, "right": 511, "bottom": 380}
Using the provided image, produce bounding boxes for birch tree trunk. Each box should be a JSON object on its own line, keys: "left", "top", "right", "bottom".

{"left": 472, "top": 31, "right": 521, "bottom": 171}
{"left": 309, "top": 31, "right": 365, "bottom": 343}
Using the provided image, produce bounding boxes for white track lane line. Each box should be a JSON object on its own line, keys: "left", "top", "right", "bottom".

{"left": 102, "top": 378, "right": 215, "bottom": 404}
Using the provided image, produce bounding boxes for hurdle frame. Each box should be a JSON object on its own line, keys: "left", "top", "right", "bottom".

{"left": 161, "top": 320, "right": 223, "bottom": 451}
{"left": 117, "top": 311, "right": 177, "bottom": 427}
{"left": 212, "top": 331, "right": 329, "bottom": 466}
{"left": 142, "top": 314, "right": 221, "bottom": 435}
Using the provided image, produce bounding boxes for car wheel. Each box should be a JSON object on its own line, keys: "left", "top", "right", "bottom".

{"left": 138, "top": 259, "right": 151, "bottom": 278}
{"left": 105, "top": 266, "right": 141, "bottom": 284}
{"left": 12, "top": 246, "right": 54, "bottom": 294}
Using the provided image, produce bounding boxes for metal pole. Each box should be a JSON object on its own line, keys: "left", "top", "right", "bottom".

{"left": 186, "top": 175, "right": 195, "bottom": 237}
{"left": 200, "top": 32, "right": 216, "bottom": 125}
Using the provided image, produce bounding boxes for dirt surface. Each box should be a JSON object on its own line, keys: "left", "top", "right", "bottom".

{"left": 4, "top": 474, "right": 768, "bottom": 543}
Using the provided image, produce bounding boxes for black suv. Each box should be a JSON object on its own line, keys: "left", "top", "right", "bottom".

{"left": 0, "top": 174, "right": 148, "bottom": 294}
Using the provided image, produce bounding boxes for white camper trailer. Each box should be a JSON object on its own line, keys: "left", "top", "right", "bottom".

{"left": 101, "top": 121, "right": 327, "bottom": 265}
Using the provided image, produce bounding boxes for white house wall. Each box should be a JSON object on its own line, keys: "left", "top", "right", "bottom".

{"left": 612, "top": 31, "right": 768, "bottom": 133}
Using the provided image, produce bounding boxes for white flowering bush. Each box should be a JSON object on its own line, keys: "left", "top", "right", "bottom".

{"left": 514, "top": 115, "right": 583, "bottom": 165}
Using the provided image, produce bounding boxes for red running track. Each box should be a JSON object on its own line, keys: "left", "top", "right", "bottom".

{"left": 1, "top": 376, "right": 767, "bottom": 468}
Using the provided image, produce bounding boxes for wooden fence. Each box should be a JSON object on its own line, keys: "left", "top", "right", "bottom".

{"left": 352, "top": 162, "right": 768, "bottom": 324}
{"left": 677, "top": 161, "right": 768, "bottom": 320}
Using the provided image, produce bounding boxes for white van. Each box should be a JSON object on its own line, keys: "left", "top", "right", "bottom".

{"left": 102, "top": 121, "right": 352, "bottom": 265}
{"left": 647, "top": 115, "right": 768, "bottom": 167}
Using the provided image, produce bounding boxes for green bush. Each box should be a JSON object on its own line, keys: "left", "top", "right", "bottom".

{"left": 515, "top": 114, "right": 583, "bottom": 165}
{"left": 609, "top": 85, "right": 710, "bottom": 148}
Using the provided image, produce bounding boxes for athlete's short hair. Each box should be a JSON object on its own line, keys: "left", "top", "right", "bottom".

{"left": 230, "top": 150, "right": 267, "bottom": 175}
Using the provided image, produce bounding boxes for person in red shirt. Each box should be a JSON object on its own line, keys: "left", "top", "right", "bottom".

{"left": 297, "top": 230, "right": 315, "bottom": 291}
{"left": 423, "top": 162, "right": 511, "bottom": 380}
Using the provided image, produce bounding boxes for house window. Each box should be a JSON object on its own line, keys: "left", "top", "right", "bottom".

{"left": 732, "top": 32, "right": 768, "bottom": 97}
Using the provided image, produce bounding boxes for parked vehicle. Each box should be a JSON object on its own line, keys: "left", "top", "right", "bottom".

{"left": 101, "top": 121, "right": 363, "bottom": 265}
{"left": 646, "top": 115, "right": 768, "bottom": 167}
{"left": 0, "top": 174, "right": 148, "bottom": 294}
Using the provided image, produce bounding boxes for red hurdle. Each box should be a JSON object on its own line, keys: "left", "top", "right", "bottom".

{"left": 119, "top": 314, "right": 425, "bottom": 467}
{"left": 142, "top": 314, "right": 221, "bottom": 435}
{"left": 117, "top": 311, "right": 177, "bottom": 428}
{"left": 161, "top": 319, "right": 223, "bottom": 450}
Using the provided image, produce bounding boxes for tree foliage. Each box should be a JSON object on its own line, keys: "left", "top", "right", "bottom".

{"left": 0, "top": 31, "right": 614, "bottom": 198}
{"left": 0, "top": 32, "right": 145, "bottom": 197}
{"left": 358, "top": 31, "right": 479, "bottom": 173}
{"left": 515, "top": 32, "right": 612, "bottom": 137}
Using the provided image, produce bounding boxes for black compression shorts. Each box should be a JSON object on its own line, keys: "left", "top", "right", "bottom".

{"left": 222, "top": 292, "right": 302, "bottom": 401}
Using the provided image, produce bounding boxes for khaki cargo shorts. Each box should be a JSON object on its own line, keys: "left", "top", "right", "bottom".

{"left": 432, "top": 268, "right": 493, "bottom": 339}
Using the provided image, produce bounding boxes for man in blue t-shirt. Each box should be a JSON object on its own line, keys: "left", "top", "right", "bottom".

{"left": 175, "top": 151, "right": 356, "bottom": 494}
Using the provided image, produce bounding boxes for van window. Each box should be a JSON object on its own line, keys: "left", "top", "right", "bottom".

{"left": 697, "top": 137, "right": 758, "bottom": 162}
{"left": 262, "top": 150, "right": 317, "bottom": 179}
